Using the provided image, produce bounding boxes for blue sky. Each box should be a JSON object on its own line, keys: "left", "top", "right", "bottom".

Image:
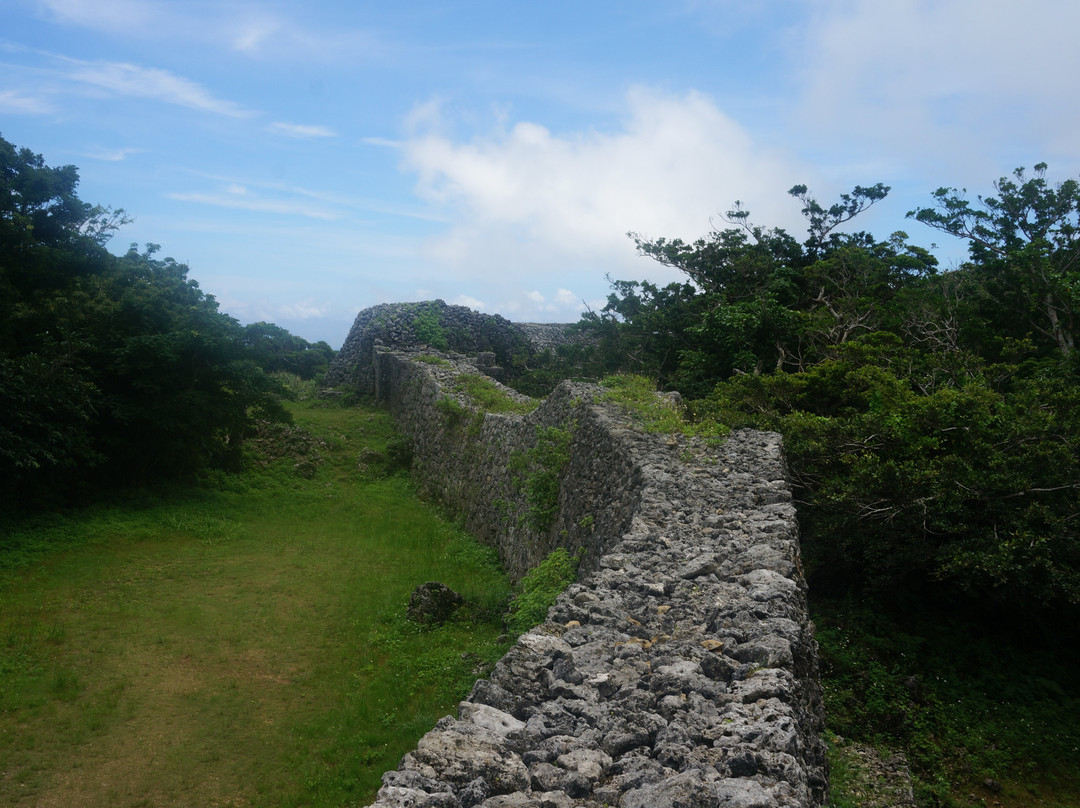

{"left": 3, "top": 0, "right": 1078, "bottom": 347}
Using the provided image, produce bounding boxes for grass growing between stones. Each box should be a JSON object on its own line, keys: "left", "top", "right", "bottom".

{"left": 0, "top": 398, "right": 512, "bottom": 807}
{"left": 598, "top": 373, "right": 729, "bottom": 443}
{"left": 451, "top": 373, "right": 538, "bottom": 415}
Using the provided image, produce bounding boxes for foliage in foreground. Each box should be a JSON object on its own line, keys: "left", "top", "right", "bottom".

{"left": 702, "top": 340, "right": 1080, "bottom": 611}
{"left": 816, "top": 598, "right": 1080, "bottom": 807}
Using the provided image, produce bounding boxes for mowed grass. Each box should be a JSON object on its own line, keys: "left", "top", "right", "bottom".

{"left": 0, "top": 399, "right": 512, "bottom": 807}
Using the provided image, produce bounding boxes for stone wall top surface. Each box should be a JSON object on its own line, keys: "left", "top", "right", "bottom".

{"left": 364, "top": 347, "right": 828, "bottom": 807}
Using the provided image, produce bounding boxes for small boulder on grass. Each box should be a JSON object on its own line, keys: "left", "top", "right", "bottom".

{"left": 407, "top": 581, "right": 465, "bottom": 625}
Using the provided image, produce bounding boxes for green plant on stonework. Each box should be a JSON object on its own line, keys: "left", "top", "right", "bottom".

{"left": 436, "top": 394, "right": 470, "bottom": 426}
{"left": 414, "top": 354, "right": 449, "bottom": 366}
{"left": 491, "top": 498, "right": 515, "bottom": 525}
{"left": 452, "top": 373, "right": 538, "bottom": 415}
{"left": 412, "top": 303, "right": 448, "bottom": 350}
{"left": 599, "top": 373, "right": 728, "bottom": 442}
{"left": 508, "top": 425, "right": 574, "bottom": 531}
{"left": 506, "top": 547, "right": 579, "bottom": 634}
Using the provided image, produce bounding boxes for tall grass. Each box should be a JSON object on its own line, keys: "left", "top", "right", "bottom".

{"left": 0, "top": 397, "right": 511, "bottom": 807}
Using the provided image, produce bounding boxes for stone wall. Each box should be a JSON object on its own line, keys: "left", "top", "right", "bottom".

{"left": 326, "top": 301, "right": 582, "bottom": 394}
{"left": 365, "top": 347, "right": 828, "bottom": 808}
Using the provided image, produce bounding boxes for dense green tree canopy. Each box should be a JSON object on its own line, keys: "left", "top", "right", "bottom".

{"left": 0, "top": 134, "right": 304, "bottom": 504}
{"left": 909, "top": 163, "right": 1080, "bottom": 359}
{"left": 581, "top": 171, "right": 1080, "bottom": 615}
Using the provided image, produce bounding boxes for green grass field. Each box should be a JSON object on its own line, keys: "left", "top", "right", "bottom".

{"left": 0, "top": 398, "right": 512, "bottom": 807}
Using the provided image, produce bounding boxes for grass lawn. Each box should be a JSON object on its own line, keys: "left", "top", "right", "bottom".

{"left": 0, "top": 398, "right": 512, "bottom": 807}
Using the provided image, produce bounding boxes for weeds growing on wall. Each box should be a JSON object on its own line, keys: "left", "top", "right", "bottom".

{"left": 599, "top": 374, "right": 728, "bottom": 443}
{"left": 452, "top": 374, "right": 538, "bottom": 415}
{"left": 506, "top": 547, "right": 580, "bottom": 634}
{"left": 508, "top": 424, "right": 574, "bottom": 531}
{"left": 412, "top": 302, "right": 449, "bottom": 350}
{"left": 436, "top": 394, "right": 472, "bottom": 427}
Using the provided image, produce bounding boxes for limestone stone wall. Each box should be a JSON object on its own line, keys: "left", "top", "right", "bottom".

{"left": 326, "top": 301, "right": 583, "bottom": 395}
{"left": 373, "top": 348, "right": 639, "bottom": 582}
{"left": 365, "top": 347, "right": 828, "bottom": 808}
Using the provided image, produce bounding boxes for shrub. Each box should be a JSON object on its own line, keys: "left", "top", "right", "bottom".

{"left": 412, "top": 304, "right": 448, "bottom": 350}
{"left": 508, "top": 425, "right": 573, "bottom": 531}
{"left": 600, "top": 374, "right": 728, "bottom": 442}
{"left": 506, "top": 548, "right": 579, "bottom": 634}
{"left": 452, "top": 374, "right": 537, "bottom": 415}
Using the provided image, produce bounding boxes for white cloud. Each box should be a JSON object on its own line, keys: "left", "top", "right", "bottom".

{"left": 454, "top": 294, "right": 486, "bottom": 310}
{"left": 66, "top": 59, "right": 253, "bottom": 117}
{"left": 553, "top": 289, "right": 579, "bottom": 307}
{"left": 232, "top": 18, "right": 283, "bottom": 55}
{"left": 482, "top": 288, "right": 591, "bottom": 322}
{"left": 402, "top": 86, "right": 806, "bottom": 290}
{"left": 278, "top": 302, "right": 330, "bottom": 320}
{"left": 83, "top": 146, "right": 140, "bottom": 162}
{"left": 166, "top": 188, "right": 340, "bottom": 221}
{"left": 220, "top": 9, "right": 388, "bottom": 64}
{"left": 36, "top": 0, "right": 385, "bottom": 66}
{"left": 0, "top": 89, "right": 54, "bottom": 114}
{"left": 37, "top": 0, "right": 158, "bottom": 33}
{"left": 269, "top": 122, "right": 338, "bottom": 139}
{"left": 797, "top": 0, "right": 1080, "bottom": 176}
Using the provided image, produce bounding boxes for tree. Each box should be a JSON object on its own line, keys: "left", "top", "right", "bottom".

{"left": 610, "top": 182, "right": 932, "bottom": 387}
{"left": 788, "top": 182, "right": 890, "bottom": 256}
{"left": 704, "top": 335, "right": 1080, "bottom": 609}
{"left": 909, "top": 164, "right": 1080, "bottom": 358}
{"left": 0, "top": 134, "right": 291, "bottom": 502}
{"left": 242, "top": 321, "right": 335, "bottom": 379}
{"left": 587, "top": 172, "right": 1079, "bottom": 611}
{"left": 87, "top": 244, "right": 291, "bottom": 481}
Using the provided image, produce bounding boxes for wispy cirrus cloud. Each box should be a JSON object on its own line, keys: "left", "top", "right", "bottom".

{"left": 36, "top": 0, "right": 390, "bottom": 67}
{"left": 65, "top": 59, "right": 253, "bottom": 117}
{"left": 35, "top": 0, "right": 160, "bottom": 34}
{"left": 0, "top": 88, "right": 54, "bottom": 114}
{"left": 269, "top": 122, "right": 338, "bottom": 139}
{"left": 166, "top": 184, "right": 340, "bottom": 221}
{"left": 169, "top": 170, "right": 444, "bottom": 224}
{"left": 82, "top": 146, "right": 141, "bottom": 162}
{"left": 226, "top": 13, "right": 390, "bottom": 64}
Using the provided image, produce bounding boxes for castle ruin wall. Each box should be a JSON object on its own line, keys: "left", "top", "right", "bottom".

{"left": 364, "top": 347, "right": 828, "bottom": 808}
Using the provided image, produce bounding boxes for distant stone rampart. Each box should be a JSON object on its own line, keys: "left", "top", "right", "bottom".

{"left": 325, "top": 301, "right": 582, "bottom": 394}
{"left": 359, "top": 342, "right": 828, "bottom": 807}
